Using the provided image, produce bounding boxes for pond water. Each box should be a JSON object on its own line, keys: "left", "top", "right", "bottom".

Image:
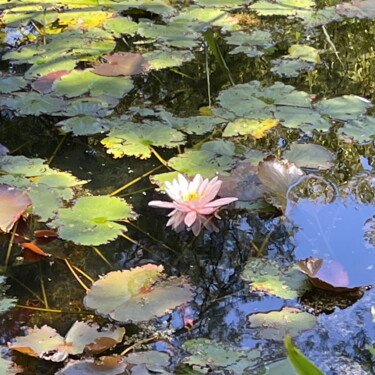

{"left": 0, "top": 0, "right": 375, "bottom": 374}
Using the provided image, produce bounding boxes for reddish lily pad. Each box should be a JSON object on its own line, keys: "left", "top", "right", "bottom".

{"left": 93, "top": 52, "right": 150, "bottom": 76}
{"left": 219, "top": 162, "right": 265, "bottom": 202}
{"left": 31, "top": 70, "right": 71, "bottom": 93}
{"left": 0, "top": 185, "right": 31, "bottom": 233}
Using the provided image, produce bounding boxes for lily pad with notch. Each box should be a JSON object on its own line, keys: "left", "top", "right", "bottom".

{"left": 49, "top": 196, "right": 136, "bottom": 246}
{"left": 8, "top": 321, "right": 125, "bottom": 362}
{"left": 84, "top": 264, "right": 193, "bottom": 323}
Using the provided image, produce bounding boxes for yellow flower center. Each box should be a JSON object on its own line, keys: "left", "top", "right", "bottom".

{"left": 182, "top": 191, "right": 200, "bottom": 202}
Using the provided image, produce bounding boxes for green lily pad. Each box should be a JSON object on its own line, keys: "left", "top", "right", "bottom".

{"left": 223, "top": 118, "right": 279, "bottom": 138}
{"left": 25, "top": 57, "right": 78, "bottom": 80}
{"left": 52, "top": 69, "right": 134, "bottom": 99}
{"left": 316, "top": 95, "right": 372, "bottom": 121}
{"left": 0, "top": 276, "right": 17, "bottom": 315}
{"left": 102, "top": 17, "right": 139, "bottom": 37}
{"left": 101, "top": 121, "right": 186, "bottom": 159}
{"left": 248, "top": 307, "right": 317, "bottom": 340}
{"left": 283, "top": 143, "right": 336, "bottom": 169}
{"left": 301, "top": 7, "right": 343, "bottom": 27}
{"left": 144, "top": 49, "right": 195, "bottom": 70}
{"left": 271, "top": 59, "right": 315, "bottom": 77}
{"left": 250, "top": 0, "right": 315, "bottom": 17}
{"left": 241, "top": 258, "right": 310, "bottom": 299}
{"left": 169, "top": 142, "right": 236, "bottom": 178}
{"left": 258, "top": 359, "right": 296, "bottom": 375}
{"left": 28, "top": 184, "right": 62, "bottom": 222}
{"left": 289, "top": 44, "right": 320, "bottom": 62}
{"left": 216, "top": 81, "right": 314, "bottom": 131}
{"left": 338, "top": 116, "right": 375, "bottom": 144}
{"left": 0, "top": 77, "right": 28, "bottom": 93}
{"left": 49, "top": 196, "right": 136, "bottom": 246}
{"left": 62, "top": 97, "right": 116, "bottom": 117}
{"left": 171, "top": 116, "right": 225, "bottom": 135}
{"left": 56, "top": 116, "right": 114, "bottom": 136}
{"left": 0, "top": 155, "right": 53, "bottom": 177}
{"left": 5, "top": 93, "right": 65, "bottom": 116}
{"left": 225, "top": 30, "right": 275, "bottom": 57}
{"left": 84, "top": 264, "right": 192, "bottom": 323}
{"left": 138, "top": 22, "right": 200, "bottom": 49}
{"left": 182, "top": 338, "right": 261, "bottom": 374}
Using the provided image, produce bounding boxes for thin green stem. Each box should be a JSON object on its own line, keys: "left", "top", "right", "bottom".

{"left": 110, "top": 164, "right": 163, "bottom": 196}
{"left": 4, "top": 222, "right": 17, "bottom": 270}
{"left": 48, "top": 134, "right": 67, "bottom": 165}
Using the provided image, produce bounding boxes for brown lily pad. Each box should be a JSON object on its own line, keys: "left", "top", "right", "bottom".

{"left": 93, "top": 52, "right": 150, "bottom": 76}
{"left": 297, "top": 256, "right": 371, "bottom": 293}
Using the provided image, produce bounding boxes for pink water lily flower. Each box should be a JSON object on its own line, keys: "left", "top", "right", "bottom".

{"left": 149, "top": 174, "right": 238, "bottom": 236}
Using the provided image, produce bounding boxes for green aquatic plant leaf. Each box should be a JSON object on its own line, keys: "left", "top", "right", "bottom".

{"left": 27, "top": 184, "right": 61, "bottom": 222}
{"left": 250, "top": 0, "right": 315, "bottom": 17}
{"left": 101, "top": 121, "right": 186, "bottom": 159}
{"left": 241, "top": 258, "right": 310, "bottom": 299}
{"left": 0, "top": 276, "right": 17, "bottom": 315}
{"left": 144, "top": 49, "right": 195, "bottom": 69}
{"left": 182, "top": 338, "right": 261, "bottom": 374}
{"left": 260, "top": 359, "right": 297, "bottom": 374}
{"left": 271, "top": 59, "right": 315, "bottom": 77}
{"left": 62, "top": 98, "right": 115, "bottom": 117}
{"left": 25, "top": 58, "right": 78, "bottom": 80}
{"left": 289, "top": 44, "right": 320, "bottom": 62}
{"left": 0, "top": 155, "right": 53, "bottom": 177}
{"left": 225, "top": 30, "right": 275, "bottom": 57}
{"left": 249, "top": 307, "right": 317, "bottom": 341}
{"left": 316, "top": 95, "right": 371, "bottom": 121}
{"left": 170, "top": 116, "right": 224, "bottom": 135}
{"left": 169, "top": 141, "right": 236, "bottom": 178}
{"left": 4, "top": 93, "right": 65, "bottom": 116}
{"left": 56, "top": 116, "right": 115, "bottom": 136}
{"left": 102, "top": 17, "right": 139, "bottom": 37}
{"left": 283, "top": 143, "right": 336, "bottom": 169}
{"left": 301, "top": 7, "right": 342, "bottom": 27}
{"left": 285, "top": 335, "right": 325, "bottom": 375}
{"left": 0, "top": 76, "right": 28, "bottom": 93}
{"left": 49, "top": 196, "right": 136, "bottom": 246}
{"left": 84, "top": 264, "right": 193, "bottom": 323}
{"left": 338, "top": 116, "right": 375, "bottom": 144}
{"left": 215, "top": 81, "right": 314, "bottom": 131}
{"left": 138, "top": 22, "right": 200, "bottom": 49}
{"left": 223, "top": 118, "right": 279, "bottom": 138}
{"left": 52, "top": 69, "right": 134, "bottom": 99}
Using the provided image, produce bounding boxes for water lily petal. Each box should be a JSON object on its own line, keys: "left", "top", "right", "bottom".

{"left": 197, "top": 207, "right": 217, "bottom": 215}
{"left": 184, "top": 210, "right": 197, "bottom": 227}
{"left": 167, "top": 210, "right": 185, "bottom": 229}
{"left": 203, "top": 197, "right": 238, "bottom": 208}
{"left": 148, "top": 200, "right": 176, "bottom": 209}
